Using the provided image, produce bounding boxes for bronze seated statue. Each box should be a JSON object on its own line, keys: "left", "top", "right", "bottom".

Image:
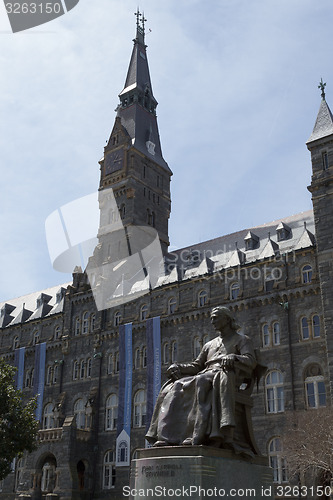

{"left": 145, "top": 306, "right": 265, "bottom": 457}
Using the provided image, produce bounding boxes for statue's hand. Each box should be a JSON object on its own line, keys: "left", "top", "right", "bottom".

{"left": 221, "top": 354, "right": 237, "bottom": 371}
{"left": 167, "top": 364, "right": 182, "bottom": 380}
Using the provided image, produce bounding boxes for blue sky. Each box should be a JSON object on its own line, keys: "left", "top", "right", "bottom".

{"left": 0, "top": 0, "right": 331, "bottom": 302}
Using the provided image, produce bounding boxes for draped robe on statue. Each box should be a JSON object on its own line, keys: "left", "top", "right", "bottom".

{"left": 146, "top": 333, "right": 257, "bottom": 446}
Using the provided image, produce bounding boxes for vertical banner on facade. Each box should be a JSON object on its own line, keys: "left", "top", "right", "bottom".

{"left": 33, "top": 342, "right": 46, "bottom": 422}
{"left": 116, "top": 323, "right": 132, "bottom": 467}
{"left": 14, "top": 347, "right": 25, "bottom": 390}
{"left": 146, "top": 316, "right": 161, "bottom": 434}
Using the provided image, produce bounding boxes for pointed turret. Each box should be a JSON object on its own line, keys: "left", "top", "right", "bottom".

{"left": 307, "top": 80, "right": 333, "bottom": 144}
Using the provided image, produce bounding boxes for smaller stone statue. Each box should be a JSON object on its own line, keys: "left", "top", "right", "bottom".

{"left": 146, "top": 306, "right": 264, "bottom": 455}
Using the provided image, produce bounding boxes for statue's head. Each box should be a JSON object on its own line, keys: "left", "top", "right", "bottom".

{"left": 210, "top": 306, "right": 240, "bottom": 332}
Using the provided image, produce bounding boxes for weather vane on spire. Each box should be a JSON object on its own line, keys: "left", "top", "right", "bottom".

{"left": 134, "top": 8, "right": 147, "bottom": 41}
{"left": 318, "top": 78, "right": 326, "bottom": 100}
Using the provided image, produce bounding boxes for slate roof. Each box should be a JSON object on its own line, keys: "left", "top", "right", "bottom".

{"left": 0, "top": 211, "right": 316, "bottom": 327}
{"left": 307, "top": 98, "right": 333, "bottom": 143}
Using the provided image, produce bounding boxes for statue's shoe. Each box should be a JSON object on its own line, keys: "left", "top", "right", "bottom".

{"left": 182, "top": 438, "right": 193, "bottom": 445}
{"left": 153, "top": 440, "right": 169, "bottom": 447}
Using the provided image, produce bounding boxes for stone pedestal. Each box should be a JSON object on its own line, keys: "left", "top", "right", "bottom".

{"left": 129, "top": 446, "right": 273, "bottom": 500}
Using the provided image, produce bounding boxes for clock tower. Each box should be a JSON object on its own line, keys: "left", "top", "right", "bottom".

{"left": 98, "top": 11, "right": 172, "bottom": 260}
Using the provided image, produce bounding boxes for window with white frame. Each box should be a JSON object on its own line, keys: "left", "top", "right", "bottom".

{"left": 74, "top": 317, "right": 80, "bottom": 336}
{"left": 90, "top": 314, "right": 96, "bottom": 332}
{"left": 133, "top": 390, "right": 146, "bottom": 427}
{"left": 103, "top": 450, "right": 116, "bottom": 489}
{"left": 230, "top": 282, "right": 240, "bottom": 300}
{"left": 142, "top": 346, "right": 147, "bottom": 368}
{"left": 13, "top": 336, "right": 19, "bottom": 350}
{"left": 168, "top": 297, "right": 177, "bottom": 314}
{"left": 46, "top": 365, "right": 53, "bottom": 385}
{"left": 268, "top": 437, "right": 288, "bottom": 483}
{"left": 198, "top": 290, "right": 208, "bottom": 307}
{"left": 134, "top": 348, "right": 140, "bottom": 369}
{"left": 33, "top": 330, "right": 40, "bottom": 345}
{"left": 301, "top": 315, "right": 320, "bottom": 340}
{"left": 265, "top": 370, "right": 284, "bottom": 413}
{"left": 107, "top": 354, "right": 113, "bottom": 375}
{"left": 87, "top": 358, "right": 92, "bottom": 378}
{"left": 117, "top": 441, "right": 128, "bottom": 464}
{"left": 54, "top": 325, "right": 61, "bottom": 339}
{"left": 53, "top": 364, "right": 58, "bottom": 384}
{"left": 302, "top": 264, "right": 312, "bottom": 284}
{"left": 43, "top": 402, "right": 55, "bottom": 429}
{"left": 304, "top": 364, "right": 326, "bottom": 408}
{"left": 163, "top": 343, "right": 169, "bottom": 365}
{"left": 272, "top": 322, "right": 280, "bottom": 346}
{"left": 15, "top": 457, "right": 25, "bottom": 491}
{"left": 193, "top": 337, "right": 201, "bottom": 358}
{"left": 41, "top": 458, "right": 57, "bottom": 494}
{"left": 114, "top": 311, "right": 122, "bottom": 327}
{"left": 80, "top": 360, "right": 85, "bottom": 379}
{"left": 82, "top": 312, "right": 89, "bottom": 334}
{"left": 140, "top": 304, "right": 148, "bottom": 321}
{"left": 73, "top": 361, "right": 79, "bottom": 380}
{"left": 262, "top": 324, "right": 270, "bottom": 347}
{"left": 171, "top": 341, "right": 177, "bottom": 363}
{"left": 105, "top": 394, "right": 118, "bottom": 430}
{"left": 74, "top": 399, "right": 86, "bottom": 429}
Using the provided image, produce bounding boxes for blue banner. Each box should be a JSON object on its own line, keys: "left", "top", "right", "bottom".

{"left": 33, "top": 343, "right": 46, "bottom": 422}
{"left": 116, "top": 323, "right": 132, "bottom": 466}
{"left": 146, "top": 317, "right": 161, "bottom": 432}
{"left": 14, "top": 347, "right": 25, "bottom": 390}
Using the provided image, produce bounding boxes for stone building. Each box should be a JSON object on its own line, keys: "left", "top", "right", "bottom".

{"left": 1, "top": 12, "right": 332, "bottom": 500}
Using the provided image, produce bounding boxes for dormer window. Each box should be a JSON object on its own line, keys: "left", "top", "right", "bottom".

{"left": 276, "top": 222, "right": 291, "bottom": 242}
{"left": 244, "top": 231, "right": 259, "bottom": 251}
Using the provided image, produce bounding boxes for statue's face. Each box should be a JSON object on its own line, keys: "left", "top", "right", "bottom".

{"left": 210, "top": 311, "right": 229, "bottom": 331}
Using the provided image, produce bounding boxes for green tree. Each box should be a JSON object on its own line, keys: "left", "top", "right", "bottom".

{"left": 0, "top": 358, "right": 39, "bottom": 480}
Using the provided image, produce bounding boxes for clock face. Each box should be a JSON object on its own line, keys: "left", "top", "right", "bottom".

{"left": 105, "top": 149, "right": 124, "bottom": 175}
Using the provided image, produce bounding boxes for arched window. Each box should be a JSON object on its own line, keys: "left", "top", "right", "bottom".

{"left": 105, "top": 394, "right": 118, "bottom": 430}
{"left": 171, "top": 341, "right": 177, "bottom": 363}
{"left": 90, "top": 314, "right": 96, "bottom": 332}
{"left": 230, "top": 282, "right": 240, "bottom": 300}
{"left": 75, "top": 317, "right": 80, "bottom": 336}
{"left": 168, "top": 297, "right": 177, "bottom": 314}
{"left": 133, "top": 390, "right": 146, "bottom": 427}
{"left": 117, "top": 441, "right": 128, "bottom": 464}
{"left": 302, "top": 264, "right": 312, "bottom": 284}
{"left": 273, "top": 322, "right": 280, "bottom": 346}
{"left": 43, "top": 403, "right": 55, "bottom": 429}
{"left": 103, "top": 451, "right": 115, "bottom": 489}
{"left": 198, "top": 290, "right": 208, "bottom": 307}
{"left": 74, "top": 399, "right": 86, "bottom": 429}
{"left": 41, "top": 458, "right": 57, "bottom": 493}
{"left": 140, "top": 304, "right": 148, "bottom": 321}
{"left": 114, "top": 311, "right": 122, "bottom": 327}
{"left": 268, "top": 437, "right": 288, "bottom": 483}
{"left": 265, "top": 370, "right": 284, "bottom": 413}
{"left": 115, "top": 352, "right": 119, "bottom": 373}
{"left": 262, "top": 324, "right": 270, "bottom": 347}
{"left": 13, "top": 336, "right": 19, "bottom": 350}
{"left": 82, "top": 312, "right": 89, "bottom": 334}
{"left": 312, "top": 315, "right": 320, "bottom": 338}
{"left": 87, "top": 358, "right": 92, "bottom": 378}
{"left": 46, "top": 365, "right": 53, "bottom": 385}
{"left": 73, "top": 361, "right": 79, "bottom": 380}
{"left": 301, "top": 317, "right": 309, "bottom": 340}
{"left": 15, "top": 457, "right": 25, "bottom": 491}
{"left": 304, "top": 365, "right": 326, "bottom": 408}
{"left": 53, "top": 365, "right": 58, "bottom": 384}
{"left": 142, "top": 346, "right": 147, "bottom": 368}
{"left": 193, "top": 337, "right": 201, "bottom": 358}
{"left": 33, "top": 330, "right": 40, "bottom": 345}
{"left": 54, "top": 325, "right": 61, "bottom": 340}
{"left": 134, "top": 348, "right": 141, "bottom": 369}
{"left": 163, "top": 343, "right": 169, "bottom": 365}
{"left": 107, "top": 354, "right": 113, "bottom": 375}
{"left": 80, "top": 360, "right": 85, "bottom": 379}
